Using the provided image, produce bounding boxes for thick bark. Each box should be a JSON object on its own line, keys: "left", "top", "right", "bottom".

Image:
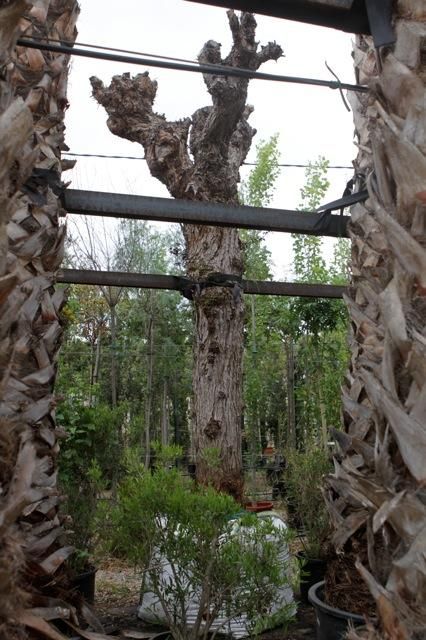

{"left": 0, "top": 0, "right": 80, "bottom": 636}
{"left": 91, "top": 11, "right": 282, "bottom": 500}
{"left": 324, "top": 3, "right": 426, "bottom": 636}
{"left": 0, "top": 4, "right": 36, "bottom": 636}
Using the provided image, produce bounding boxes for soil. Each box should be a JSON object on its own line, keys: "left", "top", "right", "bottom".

{"left": 93, "top": 557, "right": 317, "bottom": 640}
{"left": 324, "top": 544, "right": 376, "bottom": 618}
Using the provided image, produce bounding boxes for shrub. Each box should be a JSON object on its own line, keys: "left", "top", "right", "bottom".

{"left": 100, "top": 466, "right": 295, "bottom": 640}
{"left": 284, "top": 446, "right": 331, "bottom": 558}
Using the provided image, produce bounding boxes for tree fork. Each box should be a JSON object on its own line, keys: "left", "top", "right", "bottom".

{"left": 91, "top": 11, "right": 282, "bottom": 500}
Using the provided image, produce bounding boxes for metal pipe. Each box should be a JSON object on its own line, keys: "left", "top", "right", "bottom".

{"left": 63, "top": 189, "right": 349, "bottom": 238}
{"left": 17, "top": 39, "right": 368, "bottom": 93}
{"left": 58, "top": 268, "right": 346, "bottom": 298}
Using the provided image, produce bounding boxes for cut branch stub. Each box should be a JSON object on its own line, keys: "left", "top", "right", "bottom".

{"left": 90, "top": 72, "right": 193, "bottom": 199}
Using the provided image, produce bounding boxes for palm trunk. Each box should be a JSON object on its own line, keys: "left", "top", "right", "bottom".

{"left": 324, "top": 5, "right": 426, "bottom": 636}
{"left": 0, "top": 3, "right": 37, "bottom": 634}
{"left": 91, "top": 11, "right": 282, "bottom": 500}
{"left": 1, "top": 1, "right": 79, "bottom": 634}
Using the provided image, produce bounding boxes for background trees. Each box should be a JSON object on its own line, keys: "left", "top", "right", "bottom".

{"left": 58, "top": 143, "right": 351, "bottom": 485}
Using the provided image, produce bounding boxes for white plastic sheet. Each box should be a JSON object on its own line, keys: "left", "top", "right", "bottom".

{"left": 137, "top": 511, "right": 295, "bottom": 638}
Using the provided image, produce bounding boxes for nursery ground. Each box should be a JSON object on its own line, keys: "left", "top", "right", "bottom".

{"left": 95, "top": 557, "right": 316, "bottom": 640}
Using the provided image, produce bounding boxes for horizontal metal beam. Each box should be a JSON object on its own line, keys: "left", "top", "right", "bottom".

{"left": 58, "top": 269, "right": 346, "bottom": 299}
{"left": 186, "top": 0, "right": 370, "bottom": 34}
{"left": 63, "top": 189, "right": 349, "bottom": 238}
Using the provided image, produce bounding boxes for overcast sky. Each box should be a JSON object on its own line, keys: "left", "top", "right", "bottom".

{"left": 65, "top": 0, "right": 356, "bottom": 277}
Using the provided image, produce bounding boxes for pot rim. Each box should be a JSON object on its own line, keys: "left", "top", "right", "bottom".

{"left": 308, "top": 580, "right": 366, "bottom": 622}
{"left": 296, "top": 551, "right": 327, "bottom": 563}
{"left": 71, "top": 565, "right": 97, "bottom": 580}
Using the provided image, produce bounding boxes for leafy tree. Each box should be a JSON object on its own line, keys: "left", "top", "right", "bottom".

{"left": 288, "top": 158, "right": 350, "bottom": 448}
{"left": 239, "top": 136, "right": 287, "bottom": 456}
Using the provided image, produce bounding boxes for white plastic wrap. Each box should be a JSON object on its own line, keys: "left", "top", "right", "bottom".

{"left": 137, "top": 511, "right": 295, "bottom": 638}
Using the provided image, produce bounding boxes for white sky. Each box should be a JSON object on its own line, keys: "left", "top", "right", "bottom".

{"left": 65, "top": 0, "right": 356, "bottom": 278}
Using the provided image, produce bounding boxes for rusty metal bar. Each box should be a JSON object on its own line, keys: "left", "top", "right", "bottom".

{"left": 186, "top": 0, "right": 370, "bottom": 34}
{"left": 17, "top": 38, "right": 367, "bottom": 93}
{"left": 58, "top": 268, "right": 346, "bottom": 298}
{"left": 63, "top": 189, "right": 349, "bottom": 238}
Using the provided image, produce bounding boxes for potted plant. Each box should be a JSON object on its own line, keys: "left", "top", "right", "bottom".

{"left": 308, "top": 581, "right": 365, "bottom": 640}
{"left": 57, "top": 391, "right": 123, "bottom": 603}
{"left": 61, "top": 460, "right": 104, "bottom": 603}
{"left": 284, "top": 446, "right": 332, "bottom": 604}
{"left": 100, "top": 461, "right": 296, "bottom": 640}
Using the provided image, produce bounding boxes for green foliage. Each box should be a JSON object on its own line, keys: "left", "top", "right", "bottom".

{"left": 240, "top": 134, "right": 280, "bottom": 208}
{"left": 284, "top": 447, "right": 331, "bottom": 558}
{"left": 286, "top": 157, "right": 350, "bottom": 448}
{"left": 57, "top": 394, "right": 124, "bottom": 486}
{"left": 239, "top": 136, "right": 287, "bottom": 454}
{"left": 101, "top": 466, "right": 295, "bottom": 640}
{"left": 61, "top": 459, "right": 105, "bottom": 572}
{"left": 151, "top": 441, "right": 183, "bottom": 468}
{"left": 240, "top": 135, "right": 279, "bottom": 281}
{"left": 57, "top": 389, "right": 124, "bottom": 570}
{"left": 292, "top": 156, "right": 330, "bottom": 284}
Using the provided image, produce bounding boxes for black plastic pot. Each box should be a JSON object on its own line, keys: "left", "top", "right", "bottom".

{"left": 297, "top": 553, "right": 327, "bottom": 604}
{"left": 71, "top": 566, "right": 97, "bottom": 604}
{"left": 308, "top": 580, "right": 365, "bottom": 640}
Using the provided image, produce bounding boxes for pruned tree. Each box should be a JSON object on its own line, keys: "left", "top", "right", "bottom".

{"left": 91, "top": 11, "right": 282, "bottom": 499}
{"left": 1, "top": 0, "right": 80, "bottom": 636}
{"left": 324, "top": 3, "right": 426, "bottom": 638}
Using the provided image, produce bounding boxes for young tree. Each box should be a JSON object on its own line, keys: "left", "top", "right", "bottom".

{"left": 239, "top": 136, "right": 286, "bottom": 454}
{"left": 91, "top": 12, "right": 282, "bottom": 499}
{"left": 281, "top": 158, "right": 349, "bottom": 449}
{"left": 324, "top": 7, "right": 426, "bottom": 637}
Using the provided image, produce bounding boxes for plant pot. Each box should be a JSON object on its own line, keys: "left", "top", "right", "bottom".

{"left": 308, "top": 581, "right": 365, "bottom": 640}
{"left": 296, "top": 552, "right": 327, "bottom": 604}
{"left": 244, "top": 500, "right": 274, "bottom": 513}
{"left": 71, "top": 565, "right": 97, "bottom": 604}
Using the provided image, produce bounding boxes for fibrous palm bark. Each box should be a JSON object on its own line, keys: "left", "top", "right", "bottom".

{"left": 1, "top": 0, "right": 79, "bottom": 636}
{"left": 324, "top": 2, "right": 426, "bottom": 638}
{"left": 1, "top": 4, "right": 38, "bottom": 636}
{"left": 91, "top": 11, "right": 282, "bottom": 500}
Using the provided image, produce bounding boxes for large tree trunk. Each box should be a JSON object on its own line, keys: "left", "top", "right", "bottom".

{"left": 91, "top": 11, "right": 282, "bottom": 500}
{"left": 324, "top": 3, "right": 426, "bottom": 637}
{"left": 0, "top": 0, "right": 80, "bottom": 636}
{"left": 0, "top": 3, "right": 37, "bottom": 636}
